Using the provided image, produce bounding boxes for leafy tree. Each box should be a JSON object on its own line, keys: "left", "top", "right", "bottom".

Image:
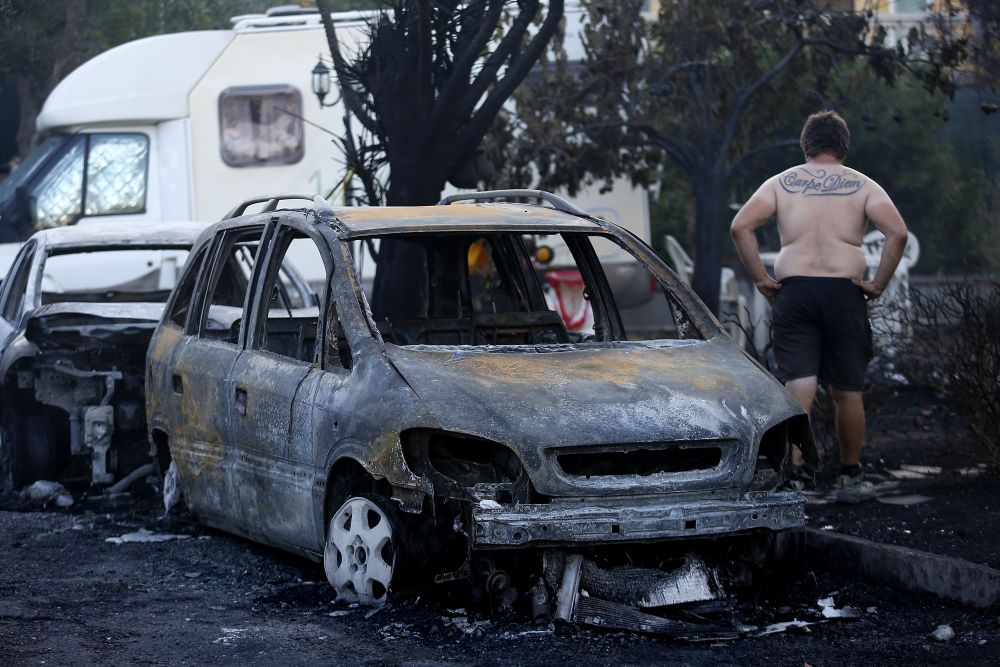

{"left": 315, "top": 0, "right": 564, "bottom": 205}
{"left": 938, "top": 0, "right": 1000, "bottom": 106}
{"left": 492, "top": 0, "right": 971, "bottom": 313}
{"left": 735, "top": 67, "right": 996, "bottom": 274}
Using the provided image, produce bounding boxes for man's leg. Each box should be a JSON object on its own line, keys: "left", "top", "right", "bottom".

{"left": 784, "top": 376, "right": 818, "bottom": 413}
{"left": 832, "top": 387, "right": 874, "bottom": 503}
{"left": 831, "top": 388, "right": 865, "bottom": 466}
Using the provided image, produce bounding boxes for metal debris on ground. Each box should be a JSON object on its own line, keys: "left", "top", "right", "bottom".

{"left": 105, "top": 528, "right": 192, "bottom": 544}
{"left": 898, "top": 465, "right": 942, "bottom": 475}
{"left": 876, "top": 494, "right": 933, "bottom": 506}
{"left": 162, "top": 461, "right": 181, "bottom": 515}
{"left": 543, "top": 552, "right": 731, "bottom": 637}
{"left": 498, "top": 627, "right": 555, "bottom": 639}
{"left": 817, "top": 597, "right": 862, "bottom": 619}
{"left": 378, "top": 622, "right": 419, "bottom": 641}
{"left": 746, "top": 619, "right": 814, "bottom": 636}
{"left": 446, "top": 616, "right": 492, "bottom": 637}
{"left": 887, "top": 465, "right": 943, "bottom": 480}
{"left": 583, "top": 555, "right": 722, "bottom": 608}
{"left": 21, "top": 480, "right": 74, "bottom": 508}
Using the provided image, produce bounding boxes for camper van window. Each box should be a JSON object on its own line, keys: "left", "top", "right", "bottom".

{"left": 29, "top": 133, "right": 149, "bottom": 230}
{"left": 32, "top": 137, "right": 85, "bottom": 229}
{"left": 219, "top": 85, "right": 304, "bottom": 167}
{"left": 84, "top": 134, "right": 149, "bottom": 217}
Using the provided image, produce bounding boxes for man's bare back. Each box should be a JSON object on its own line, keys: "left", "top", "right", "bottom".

{"left": 732, "top": 156, "right": 906, "bottom": 301}
{"left": 772, "top": 160, "right": 871, "bottom": 280}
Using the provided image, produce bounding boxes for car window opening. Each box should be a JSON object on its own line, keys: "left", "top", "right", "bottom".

{"left": 41, "top": 246, "right": 189, "bottom": 305}
{"left": 255, "top": 230, "right": 332, "bottom": 366}
{"left": 352, "top": 231, "right": 701, "bottom": 348}
{"left": 200, "top": 229, "right": 264, "bottom": 342}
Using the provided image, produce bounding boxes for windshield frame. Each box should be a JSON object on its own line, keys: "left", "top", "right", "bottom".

{"left": 343, "top": 226, "right": 720, "bottom": 348}
{"left": 34, "top": 243, "right": 192, "bottom": 309}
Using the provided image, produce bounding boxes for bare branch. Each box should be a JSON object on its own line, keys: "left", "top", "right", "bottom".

{"left": 430, "top": 0, "right": 505, "bottom": 125}
{"left": 456, "top": 0, "right": 565, "bottom": 160}
{"left": 726, "top": 137, "right": 801, "bottom": 177}
{"left": 456, "top": 0, "right": 541, "bottom": 116}
{"left": 715, "top": 38, "right": 805, "bottom": 171}
{"left": 316, "top": 0, "right": 378, "bottom": 134}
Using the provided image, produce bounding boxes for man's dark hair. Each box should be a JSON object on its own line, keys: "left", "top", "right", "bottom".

{"left": 800, "top": 110, "right": 850, "bottom": 160}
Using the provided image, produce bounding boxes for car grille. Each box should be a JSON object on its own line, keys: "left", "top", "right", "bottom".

{"left": 555, "top": 442, "right": 726, "bottom": 478}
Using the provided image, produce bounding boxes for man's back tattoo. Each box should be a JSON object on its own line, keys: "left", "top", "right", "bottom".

{"left": 779, "top": 168, "right": 866, "bottom": 196}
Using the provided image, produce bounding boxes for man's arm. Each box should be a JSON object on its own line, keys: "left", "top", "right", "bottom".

{"left": 731, "top": 177, "right": 781, "bottom": 302}
{"left": 854, "top": 182, "right": 908, "bottom": 298}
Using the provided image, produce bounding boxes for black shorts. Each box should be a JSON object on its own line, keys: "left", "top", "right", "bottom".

{"left": 771, "top": 276, "right": 873, "bottom": 391}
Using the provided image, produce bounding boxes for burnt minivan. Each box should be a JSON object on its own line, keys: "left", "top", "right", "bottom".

{"left": 146, "top": 191, "right": 814, "bottom": 606}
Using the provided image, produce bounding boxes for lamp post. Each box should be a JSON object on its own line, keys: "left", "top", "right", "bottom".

{"left": 311, "top": 56, "right": 334, "bottom": 107}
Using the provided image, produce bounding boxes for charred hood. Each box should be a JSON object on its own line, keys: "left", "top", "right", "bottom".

{"left": 385, "top": 336, "right": 805, "bottom": 457}
{"left": 25, "top": 302, "right": 166, "bottom": 349}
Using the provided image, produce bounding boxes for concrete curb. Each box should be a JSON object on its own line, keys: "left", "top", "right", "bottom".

{"left": 806, "top": 528, "right": 1000, "bottom": 608}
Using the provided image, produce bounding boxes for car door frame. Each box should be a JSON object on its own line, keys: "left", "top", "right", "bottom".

{"left": 164, "top": 222, "right": 271, "bottom": 531}
{"left": 0, "top": 239, "right": 44, "bottom": 357}
{"left": 226, "top": 216, "right": 337, "bottom": 551}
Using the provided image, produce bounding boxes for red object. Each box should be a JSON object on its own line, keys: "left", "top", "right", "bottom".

{"left": 544, "top": 269, "right": 591, "bottom": 330}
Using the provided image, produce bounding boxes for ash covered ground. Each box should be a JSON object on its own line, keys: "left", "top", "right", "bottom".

{"left": 1, "top": 388, "right": 998, "bottom": 666}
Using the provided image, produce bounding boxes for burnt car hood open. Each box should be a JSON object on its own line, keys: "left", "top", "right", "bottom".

{"left": 25, "top": 302, "right": 166, "bottom": 348}
{"left": 385, "top": 336, "right": 806, "bottom": 497}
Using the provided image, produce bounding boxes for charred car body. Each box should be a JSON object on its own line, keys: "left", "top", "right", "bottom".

{"left": 0, "top": 222, "right": 213, "bottom": 491}
{"left": 146, "top": 192, "right": 816, "bottom": 607}
{"left": 0, "top": 221, "right": 316, "bottom": 492}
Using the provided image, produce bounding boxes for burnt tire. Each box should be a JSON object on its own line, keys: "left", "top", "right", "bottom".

{"left": 324, "top": 495, "right": 398, "bottom": 606}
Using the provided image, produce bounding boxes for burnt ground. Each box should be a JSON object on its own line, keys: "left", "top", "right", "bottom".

{"left": 805, "top": 387, "right": 1000, "bottom": 570}
{"left": 1, "top": 387, "right": 999, "bottom": 666}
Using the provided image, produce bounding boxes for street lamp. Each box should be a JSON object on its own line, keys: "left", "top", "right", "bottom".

{"left": 311, "top": 57, "right": 332, "bottom": 107}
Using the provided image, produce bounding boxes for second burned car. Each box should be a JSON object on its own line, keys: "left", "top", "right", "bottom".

{"left": 146, "top": 191, "right": 816, "bottom": 606}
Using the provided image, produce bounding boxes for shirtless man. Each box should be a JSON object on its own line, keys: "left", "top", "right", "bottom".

{"left": 731, "top": 110, "right": 908, "bottom": 503}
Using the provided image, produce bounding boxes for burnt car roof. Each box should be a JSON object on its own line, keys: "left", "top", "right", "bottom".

{"left": 332, "top": 203, "right": 605, "bottom": 238}
{"left": 31, "top": 221, "right": 208, "bottom": 250}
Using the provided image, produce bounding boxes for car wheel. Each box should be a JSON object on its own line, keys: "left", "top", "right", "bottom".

{"left": 324, "top": 495, "right": 397, "bottom": 606}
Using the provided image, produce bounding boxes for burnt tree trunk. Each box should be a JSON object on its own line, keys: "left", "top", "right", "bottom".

{"left": 385, "top": 153, "right": 448, "bottom": 206}
{"left": 690, "top": 167, "right": 726, "bottom": 316}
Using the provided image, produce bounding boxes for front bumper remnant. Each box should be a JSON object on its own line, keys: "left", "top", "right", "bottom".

{"left": 471, "top": 492, "right": 804, "bottom": 547}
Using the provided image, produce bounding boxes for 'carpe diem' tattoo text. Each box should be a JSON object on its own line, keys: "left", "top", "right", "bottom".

{"left": 779, "top": 168, "right": 865, "bottom": 196}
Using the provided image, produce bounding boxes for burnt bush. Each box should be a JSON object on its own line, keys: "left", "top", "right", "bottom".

{"left": 894, "top": 278, "right": 1000, "bottom": 467}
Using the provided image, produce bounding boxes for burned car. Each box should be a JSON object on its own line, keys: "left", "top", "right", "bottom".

{"left": 0, "top": 222, "right": 211, "bottom": 491}
{"left": 0, "top": 221, "right": 314, "bottom": 492}
{"left": 146, "top": 191, "right": 815, "bottom": 611}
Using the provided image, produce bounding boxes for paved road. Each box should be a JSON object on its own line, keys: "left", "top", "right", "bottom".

{"left": 0, "top": 499, "right": 997, "bottom": 666}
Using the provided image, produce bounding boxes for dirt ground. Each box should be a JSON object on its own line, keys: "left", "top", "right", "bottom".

{"left": 1, "top": 387, "right": 998, "bottom": 666}
{"left": 805, "top": 387, "right": 1000, "bottom": 569}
